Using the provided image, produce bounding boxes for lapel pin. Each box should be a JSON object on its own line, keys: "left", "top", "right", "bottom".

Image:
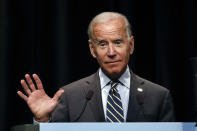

{"left": 137, "top": 88, "right": 143, "bottom": 92}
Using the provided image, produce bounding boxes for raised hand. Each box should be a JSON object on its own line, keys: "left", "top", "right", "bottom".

{"left": 17, "top": 74, "right": 64, "bottom": 122}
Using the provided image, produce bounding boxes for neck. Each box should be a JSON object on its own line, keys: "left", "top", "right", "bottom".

{"left": 101, "top": 66, "right": 127, "bottom": 80}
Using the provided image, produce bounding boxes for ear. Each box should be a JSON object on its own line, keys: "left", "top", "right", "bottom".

{"left": 88, "top": 40, "right": 97, "bottom": 58}
{"left": 129, "top": 35, "right": 135, "bottom": 55}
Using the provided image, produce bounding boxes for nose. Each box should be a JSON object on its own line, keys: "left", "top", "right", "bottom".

{"left": 107, "top": 43, "right": 116, "bottom": 58}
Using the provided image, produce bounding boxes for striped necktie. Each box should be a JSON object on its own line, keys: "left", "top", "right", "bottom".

{"left": 106, "top": 81, "right": 124, "bottom": 122}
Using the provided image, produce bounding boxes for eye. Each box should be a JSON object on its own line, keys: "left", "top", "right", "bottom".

{"left": 100, "top": 43, "right": 106, "bottom": 47}
{"left": 114, "top": 40, "right": 123, "bottom": 45}
{"left": 98, "top": 40, "right": 107, "bottom": 47}
{"left": 115, "top": 41, "right": 121, "bottom": 44}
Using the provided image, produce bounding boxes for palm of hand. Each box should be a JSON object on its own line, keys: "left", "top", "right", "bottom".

{"left": 17, "top": 74, "right": 64, "bottom": 122}
{"left": 27, "top": 90, "right": 57, "bottom": 119}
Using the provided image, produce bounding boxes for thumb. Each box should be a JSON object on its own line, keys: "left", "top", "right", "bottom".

{"left": 53, "top": 89, "right": 64, "bottom": 102}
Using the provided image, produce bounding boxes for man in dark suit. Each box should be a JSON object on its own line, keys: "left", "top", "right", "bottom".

{"left": 17, "top": 12, "right": 175, "bottom": 122}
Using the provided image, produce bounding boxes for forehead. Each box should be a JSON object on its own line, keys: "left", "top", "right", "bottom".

{"left": 92, "top": 19, "right": 127, "bottom": 39}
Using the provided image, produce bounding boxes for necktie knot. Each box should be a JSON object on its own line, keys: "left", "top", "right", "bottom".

{"left": 110, "top": 80, "right": 119, "bottom": 89}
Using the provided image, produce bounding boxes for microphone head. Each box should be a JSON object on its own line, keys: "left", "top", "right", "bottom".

{"left": 86, "top": 90, "right": 94, "bottom": 100}
{"left": 136, "top": 94, "right": 144, "bottom": 105}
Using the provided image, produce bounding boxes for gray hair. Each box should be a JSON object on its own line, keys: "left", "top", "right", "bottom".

{"left": 87, "top": 12, "right": 132, "bottom": 41}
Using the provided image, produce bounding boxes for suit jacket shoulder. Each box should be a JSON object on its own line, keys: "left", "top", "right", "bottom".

{"left": 61, "top": 73, "right": 95, "bottom": 92}
{"left": 51, "top": 72, "right": 105, "bottom": 122}
{"left": 127, "top": 73, "right": 175, "bottom": 122}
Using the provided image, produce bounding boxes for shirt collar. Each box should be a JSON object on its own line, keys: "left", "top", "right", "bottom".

{"left": 99, "top": 66, "right": 130, "bottom": 89}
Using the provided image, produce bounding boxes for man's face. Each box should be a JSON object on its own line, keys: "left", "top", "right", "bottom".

{"left": 89, "top": 18, "right": 134, "bottom": 79}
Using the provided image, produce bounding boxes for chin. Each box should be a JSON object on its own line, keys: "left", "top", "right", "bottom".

{"left": 104, "top": 69, "right": 123, "bottom": 80}
{"left": 102, "top": 65, "right": 127, "bottom": 79}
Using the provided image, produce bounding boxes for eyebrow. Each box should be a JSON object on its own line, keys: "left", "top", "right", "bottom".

{"left": 92, "top": 37, "right": 125, "bottom": 43}
{"left": 113, "top": 39, "right": 123, "bottom": 41}
{"left": 97, "top": 40, "right": 106, "bottom": 42}
{"left": 92, "top": 38, "right": 105, "bottom": 43}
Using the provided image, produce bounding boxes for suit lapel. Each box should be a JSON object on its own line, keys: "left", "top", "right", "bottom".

{"left": 126, "top": 71, "right": 146, "bottom": 122}
{"left": 83, "top": 71, "right": 105, "bottom": 122}
{"left": 82, "top": 70, "right": 146, "bottom": 122}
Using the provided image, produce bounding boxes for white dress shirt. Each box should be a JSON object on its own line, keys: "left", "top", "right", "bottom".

{"left": 99, "top": 66, "right": 131, "bottom": 121}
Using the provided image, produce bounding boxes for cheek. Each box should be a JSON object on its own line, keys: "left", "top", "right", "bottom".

{"left": 95, "top": 50, "right": 106, "bottom": 63}
{"left": 121, "top": 48, "right": 131, "bottom": 63}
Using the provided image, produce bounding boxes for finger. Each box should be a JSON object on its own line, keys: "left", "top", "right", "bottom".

{"left": 25, "top": 74, "right": 36, "bottom": 91}
{"left": 17, "top": 91, "right": 28, "bottom": 101}
{"left": 21, "top": 79, "right": 31, "bottom": 96}
{"left": 53, "top": 89, "right": 64, "bottom": 102}
{"left": 32, "top": 74, "right": 44, "bottom": 90}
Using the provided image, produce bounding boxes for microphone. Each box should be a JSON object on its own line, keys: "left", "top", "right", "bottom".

{"left": 73, "top": 90, "right": 94, "bottom": 122}
{"left": 136, "top": 94, "right": 148, "bottom": 121}
{"left": 86, "top": 90, "right": 94, "bottom": 100}
{"left": 136, "top": 94, "right": 144, "bottom": 105}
